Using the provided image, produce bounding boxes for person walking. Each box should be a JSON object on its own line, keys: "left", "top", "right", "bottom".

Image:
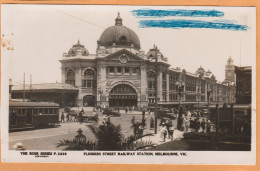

{"left": 133, "top": 120, "right": 140, "bottom": 139}
{"left": 195, "top": 118, "right": 200, "bottom": 132}
{"left": 61, "top": 112, "right": 65, "bottom": 123}
{"left": 150, "top": 116, "right": 154, "bottom": 130}
{"left": 160, "top": 123, "right": 167, "bottom": 142}
{"left": 189, "top": 118, "right": 193, "bottom": 132}
{"left": 131, "top": 116, "right": 135, "bottom": 126}
{"left": 168, "top": 124, "right": 174, "bottom": 140}
{"left": 66, "top": 113, "right": 70, "bottom": 122}
{"left": 201, "top": 119, "right": 206, "bottom": 133}
{"left": 206, "top": 119, "right": 212, "bottom": 133}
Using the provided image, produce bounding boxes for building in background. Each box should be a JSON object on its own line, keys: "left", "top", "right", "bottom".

{"left": 11, "top": 13, "right": 236, "bottom": 108}
{"left": 235, "top": 66, "right": 252, "bottom": 104}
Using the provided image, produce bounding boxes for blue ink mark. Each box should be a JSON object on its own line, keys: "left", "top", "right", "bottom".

{"left": 131, "top": 9, "right": 225, "bottom": 18}
{"left": 138, "top": 19, "right": 248, "bottom": 31}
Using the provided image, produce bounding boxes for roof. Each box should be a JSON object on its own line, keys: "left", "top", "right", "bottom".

{"left": 12, "top": 83, "right": 79, "bottom": 91}
{"left": 67, "top": 40, "right": 89, "bottom": 57}
{"left": 9, "top": 101, "right": 59, "bottom": 107}
{"left": 98, "top": 13, "right": 140, "bottom": 49}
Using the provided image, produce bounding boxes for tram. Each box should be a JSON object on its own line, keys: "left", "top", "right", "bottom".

{"left": 9, "top": 100, "right": 60, "bottom": 131}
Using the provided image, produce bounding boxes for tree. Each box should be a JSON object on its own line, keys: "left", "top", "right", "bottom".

{"left": 57, "top": 122, "right": 155, "bottom": 151}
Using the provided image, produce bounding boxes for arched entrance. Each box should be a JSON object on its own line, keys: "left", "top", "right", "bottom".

{"left": 83, "top": 95, "right": 96, "bottom": 107}
{"left": 109, "top": 84, "right": 137, "bottom": 107}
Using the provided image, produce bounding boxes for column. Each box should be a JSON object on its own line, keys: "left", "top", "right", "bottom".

{"left": 61, "top": 67, "right": 66, "bottom": 83}
{"left": 75, "top": 67, "right": 82, "bottom": 87}
{"left": 157, "top": 71, "right": 162, "bottom": 102}
{"left": 140, "top": 65, "right": 148, "bottom": 107}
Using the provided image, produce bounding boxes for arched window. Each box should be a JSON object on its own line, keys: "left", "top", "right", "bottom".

{"left": 84, "top": 69, "right": 94, "bottom": 77}
{"left": 147, "top": 71, "right": 156, "bottom": 90}
{"left": 66, "top": 69, "right": 75, "bottom": 86}
{"left": 82, "top": 68, "right": 96, "bottom": 88}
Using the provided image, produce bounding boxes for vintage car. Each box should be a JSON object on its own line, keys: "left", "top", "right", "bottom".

{"left": 102, "top": 108, "right": 121, "bottom": 117}
{"left": 157, "top": 109, "right": 177, "bottom": 120}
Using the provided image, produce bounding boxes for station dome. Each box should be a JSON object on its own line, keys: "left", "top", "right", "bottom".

{"left": 98, "top": 13, "right": 141, "bottom": 49}
{"left": 68, "top": 40, "right": 89, "bottom": 56}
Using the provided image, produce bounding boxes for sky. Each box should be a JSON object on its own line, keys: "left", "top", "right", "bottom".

{"left": 1, "top": 5, "right": 256, "bottom": 85}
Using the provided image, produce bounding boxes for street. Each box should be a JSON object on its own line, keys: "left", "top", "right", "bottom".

{"left": 9, "top": 109, "right": 178, "bottom": 150}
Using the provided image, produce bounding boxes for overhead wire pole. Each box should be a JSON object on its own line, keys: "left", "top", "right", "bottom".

{"left": 154, "top": 45, "right": 158, "bottom": 134}
{"left": 23, "top": 73, "right": 25, "bottom": 102}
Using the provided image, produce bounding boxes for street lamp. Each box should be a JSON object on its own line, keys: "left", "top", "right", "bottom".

{"left": 176, "top": 80, "right": 185, "bottom": 130}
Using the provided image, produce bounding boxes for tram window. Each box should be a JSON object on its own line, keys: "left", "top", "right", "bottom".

{"left": 33, "top": 108, "right": 38, "bottom": 115}
{"left": 43, "top": 108, "right": 48, "bottom": 114}
{"left": 39, "top": 108, "right": 43, "bottom": 115}
{"left": 22, "top": 108, "right": 26, "bottom": 115}
{"left": 54, "top": 108, "right": 58, "bottom": 114}
{"left": 14, "top": 109, "right": 21, "bottom": 115}
{"left": 49, "top": 108, "right": 53, "bottom": 114}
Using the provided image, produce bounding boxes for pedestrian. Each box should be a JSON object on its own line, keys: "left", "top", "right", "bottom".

{"left": 133, "top": 120, "right": 140, "bottom": 139}
{"left": 184, "top": 117, "right": 189, "bottom": 132}
{"left": 168, "top": 124, "right": 174, "bottom": 140}
{"left": 160, "top": 123, "right": 167, "bottom": 142}
{"left": 103, "top": 115, "right": 107, "bottom": 125}
{"left": 138, "top": 124, "right": 144, "bottom": 136}
{"left": 195, "top": 119, "right": 200, "bottom": 132}
{"left": 159, "top": 118, "right": 164, "bottom": 126}
{"left": 206, "top": 119, "right": 211, "bottom": 133}
{"left": 150, "top": 116, "right": 154, "bottom": 129}
{"left": 74, "top": 113, "right": 78, "bottom": 122}
{"left": 79, "top": 111, "right": 83, "bottom": 124}
{"left": 66, "top": 113, "right": 70, "bottom": 122}
{"left": 189, "top": 118, "right": 193, "bottom": 132}
{"left": 201, "top": 119, "right": 206, "bottom": 133}
{"left": 61, "top": 112, "right": 65, "bottom": 123}
{"left": 148, "top": 108, "right": 151, "bottom": 115}
{"left": 131, "top": 116, "right": 135, "bottom": 126}
{"left": 106, "top": 116, "right": 111, "bottom": 125}
{"left": 165, "top": 119, "right": 170, "bottom": 138}
{"left": 73, "top": 128, "right": 86, "bottom": 145}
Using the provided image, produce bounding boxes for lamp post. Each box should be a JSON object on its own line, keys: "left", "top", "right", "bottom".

{"left": 176, "top": 80, "right": 185, "bottom": 130}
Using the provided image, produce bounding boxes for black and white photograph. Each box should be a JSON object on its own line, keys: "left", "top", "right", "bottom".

{"left": 1, "top": 5, "right": 256, "bottom": 164}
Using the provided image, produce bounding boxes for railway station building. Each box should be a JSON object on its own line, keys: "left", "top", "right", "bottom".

{"left": 11, "top": 13, "right": 236, "bottom": 109}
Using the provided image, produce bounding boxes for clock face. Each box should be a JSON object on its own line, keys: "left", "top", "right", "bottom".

{"left": 228, "top": 72, "right": 232, "bottom": 76}
{"left": 119, "top": 54, "right": 129, "bottom": 64}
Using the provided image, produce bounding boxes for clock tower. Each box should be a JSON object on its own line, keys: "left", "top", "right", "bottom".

{"left": 225, "top": 56, "right": 235, "bottom": 82}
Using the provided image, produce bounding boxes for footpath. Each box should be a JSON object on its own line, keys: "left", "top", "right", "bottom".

{"left": 139, "top": 127, "right": 184, "bottom": 147}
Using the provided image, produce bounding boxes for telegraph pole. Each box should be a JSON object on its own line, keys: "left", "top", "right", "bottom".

{"left": 30, "top": 74, "right": 32, "bottom": 100}
{"left": 154, "top": 46, "right": 158, "bottom": 134}
{"left": 23, "top": 73, "right": 25, "bottom": 102}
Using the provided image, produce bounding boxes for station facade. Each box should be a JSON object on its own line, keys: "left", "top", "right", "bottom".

{"left": 59, "top": 13, "right": 236, "bottom": 108}
{"left": 11, "top": 13, "right": 236, "bottom": 108}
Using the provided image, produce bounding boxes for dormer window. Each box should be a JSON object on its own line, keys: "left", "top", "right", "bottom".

{"left": 119, "top": 36, "right": 127, "bottom": 45}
